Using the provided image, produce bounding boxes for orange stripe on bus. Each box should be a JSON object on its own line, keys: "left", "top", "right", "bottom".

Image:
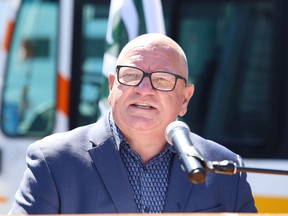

{"left": 57, "top": 73, "right": 70, "bottom": 116}
{"left": 0, "top": 196, "right": 8, "bottom": 203}
{"left": 255, "top": 196, "right": 288, "bottom": 213}
{"left": 3, "top": 20, "right": 15, "bottom": 51}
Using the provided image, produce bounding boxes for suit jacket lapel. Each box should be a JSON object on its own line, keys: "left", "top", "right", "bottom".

{"left": 164, "top": 155, "right": 194, "bottom": 212}
{"left": 88, "top": 141, "right": 138, "bottom": 213}
{"left": 87, "top": 116, "right": 137, "bottom": 213}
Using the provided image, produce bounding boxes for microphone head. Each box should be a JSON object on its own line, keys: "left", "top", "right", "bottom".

{"left": 165, "top": 121, "right": 190, "bottom": 144}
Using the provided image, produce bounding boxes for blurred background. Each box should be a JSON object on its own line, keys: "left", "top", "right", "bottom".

{"left": 0, "top": 0, "right": 287, "bottom": 213}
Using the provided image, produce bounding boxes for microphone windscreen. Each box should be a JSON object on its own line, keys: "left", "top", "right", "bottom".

{"left": 165, "top": 121, "right": 190, "bottom": 144}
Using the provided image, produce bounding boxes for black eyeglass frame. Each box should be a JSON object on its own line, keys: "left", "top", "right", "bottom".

{"left": 115, "top": 65, "right": 187, "bottom": 92}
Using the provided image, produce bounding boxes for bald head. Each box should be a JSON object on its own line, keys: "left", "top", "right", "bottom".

{"left": 116, "top": 33, "right": 189, "bottom": 79}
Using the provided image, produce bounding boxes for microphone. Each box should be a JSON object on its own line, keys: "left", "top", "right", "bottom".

{"left": 165, "top": 121, "right": 206, "bottom": 184}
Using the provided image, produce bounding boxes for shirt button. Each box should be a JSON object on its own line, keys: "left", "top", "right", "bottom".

{"left": 144, "top": 207, "right": 150, "bottom": 213}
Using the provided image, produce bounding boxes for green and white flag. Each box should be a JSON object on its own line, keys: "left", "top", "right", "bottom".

{"left": 99, "top": 0, "right": 165, "bottom": 116}
{"left": 102, "top": 0, "right": 166, "bottom": 77}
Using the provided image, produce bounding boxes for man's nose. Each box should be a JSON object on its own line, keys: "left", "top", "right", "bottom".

{"left": 135, "top": 77, "right": 155, "bottom": 93}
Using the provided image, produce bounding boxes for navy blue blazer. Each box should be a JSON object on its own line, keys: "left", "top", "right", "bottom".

{"left": 9, "top": 113, "right": 257, "bottom": 214}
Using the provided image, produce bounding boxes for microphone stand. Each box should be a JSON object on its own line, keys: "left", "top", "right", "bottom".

{"left": 206, "top": 160, "right": 288, "bottom": 176}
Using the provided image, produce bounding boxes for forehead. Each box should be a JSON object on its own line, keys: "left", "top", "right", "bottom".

{"left": 117, "top": 43, "right": 187, "bottom": 77}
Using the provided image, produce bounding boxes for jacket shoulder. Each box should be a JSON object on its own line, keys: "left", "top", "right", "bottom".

{"left": 27, "top": 115, "right": 112, "bottom": 158}
{"left": 190, "top": 132, "right": 241, "bottom": 163}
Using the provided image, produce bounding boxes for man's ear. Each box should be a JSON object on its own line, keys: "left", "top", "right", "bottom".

{"left": 108, "top": 73, "right": 116, "bottom": 91}
{"left": 179, "top": 84, "right": 194, "bottom": 116}
{"left": 107, "top": 74, "right": 116, "bottom": 105}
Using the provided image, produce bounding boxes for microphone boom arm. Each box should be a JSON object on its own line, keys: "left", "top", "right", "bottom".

{"left": 206, "top": 160, "right": 288, "bottom": 176}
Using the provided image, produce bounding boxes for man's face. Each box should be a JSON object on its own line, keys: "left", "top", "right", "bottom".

{"left": 108, "top": 43, "right": 194, "bottom": 135}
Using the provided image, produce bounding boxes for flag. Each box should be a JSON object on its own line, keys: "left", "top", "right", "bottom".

{"left": 102, "top": 0, "right": 166, "bottom": 77}
{"left": 99, "top": 0, "right": 166, "bottom": 117}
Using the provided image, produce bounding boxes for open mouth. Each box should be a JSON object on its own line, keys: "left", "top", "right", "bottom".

{"left": 133, "top": 103, "right": 155, "bottom": 109}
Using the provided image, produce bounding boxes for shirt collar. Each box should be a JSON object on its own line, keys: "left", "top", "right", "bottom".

{"left": 108, "top": 111, "right": 124, "bottom": 150}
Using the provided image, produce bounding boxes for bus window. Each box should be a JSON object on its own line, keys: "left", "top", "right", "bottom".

{"left": 1, "top": 0, "right": 59, "bottom": 137}
{"left": 70, "top": 1, "right": 109, "bottom": 128}
{"left": 169, "top": 1, "right": 280, "bottom": 157}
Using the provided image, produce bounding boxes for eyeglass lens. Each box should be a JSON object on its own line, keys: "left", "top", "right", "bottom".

{"left": 118, "top": 66, "right": 177, "bottom": 91}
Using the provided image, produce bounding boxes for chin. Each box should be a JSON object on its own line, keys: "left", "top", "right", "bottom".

{"left": 126, "top": 117, "right": 158, "bottom": 130}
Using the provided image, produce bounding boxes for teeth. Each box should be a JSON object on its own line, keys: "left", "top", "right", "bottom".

{"left": 135, "top": 103, "right": 152, "bottom": 108}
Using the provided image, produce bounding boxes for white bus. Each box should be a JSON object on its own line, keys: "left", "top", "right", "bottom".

{"left": 0, "top": 0, "right": 287, "bottom": 213}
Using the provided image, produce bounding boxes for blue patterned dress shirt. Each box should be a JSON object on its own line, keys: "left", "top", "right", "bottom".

{"left": 109, "top": 112, "right": 175, "bottom": 213}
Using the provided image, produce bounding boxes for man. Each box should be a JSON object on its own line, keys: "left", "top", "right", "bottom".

{"left": 9, "top": 33, "right": 257, "bottom": 214}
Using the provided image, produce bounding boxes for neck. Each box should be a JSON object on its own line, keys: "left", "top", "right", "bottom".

{"left": 125, "top": 132, "right": 167, "bottom": 163}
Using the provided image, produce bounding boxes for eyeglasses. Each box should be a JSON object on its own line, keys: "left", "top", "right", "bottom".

{"left": 116, "top": 65, "right": 187, "bottom": 92}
